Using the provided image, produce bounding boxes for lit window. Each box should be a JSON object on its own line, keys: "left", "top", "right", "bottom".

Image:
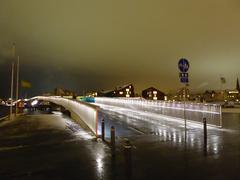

{"left": 164, "top": 96, "right": 167, "bottom": 101}
{"left": 119, "top": 91, "right": 123, "bottom": 95}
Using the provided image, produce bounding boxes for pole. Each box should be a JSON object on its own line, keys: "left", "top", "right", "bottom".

{"left": 10, "top": 62, "right": 14, "bottom": 120}
{"left": 15, "top": 56, "right": 19, "bottom": 116}
{"left": 184, "top": 84, "right": 187, "bottom": 142}
{"left": 111, "top": 126, "right": 115, "bottom": 156}
{"left": 102, "top": 119, "right": 105, "bottom": 141}
{"left": 203, "top": 117, "right": 207, "bottom": 155}
{"left": 123, "top": 139, "right": 132, "bottom": 177}
{"left": 220, "top": 105, "right": 223, "bottom": 128}
{"left": 203, "top": 118, "right": 207, "bottom": 145}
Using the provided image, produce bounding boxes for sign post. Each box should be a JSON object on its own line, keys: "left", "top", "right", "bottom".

{"left": 178, "top": 58, "right": 190, "bottom": 139}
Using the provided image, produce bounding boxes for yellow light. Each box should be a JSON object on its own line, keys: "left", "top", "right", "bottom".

{"left": 164, "top": 96, "right": 167, "bottom": 101}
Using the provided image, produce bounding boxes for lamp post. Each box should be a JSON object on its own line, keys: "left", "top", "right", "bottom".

{"left": 15, "top": 56, "right": 19, "bottom": 116}
{"left": 10, "top": 62, "right": 14, "bottom": 120}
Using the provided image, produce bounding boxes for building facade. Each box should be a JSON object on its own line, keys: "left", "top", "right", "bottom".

{"left": 98, "top": 83, "right": 135, "bottom": 97}
{"left": 142, "top": 87, "right": 165, "bottom": 100}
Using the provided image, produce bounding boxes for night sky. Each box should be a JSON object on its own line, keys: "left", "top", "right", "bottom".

{"left": 1, "top": 0, "right": 240, "bottom": 98}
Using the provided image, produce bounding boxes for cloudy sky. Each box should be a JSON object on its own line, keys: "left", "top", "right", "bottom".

{"left": 1, "top": 0, "right": 240, "bottom": 98}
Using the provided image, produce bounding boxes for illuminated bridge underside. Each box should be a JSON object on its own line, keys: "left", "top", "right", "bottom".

{"left": 95, "top": 98, "right": 222, "bottom": 127}
{"left": 34, "top": 96, "right": 99, "bottom": 136}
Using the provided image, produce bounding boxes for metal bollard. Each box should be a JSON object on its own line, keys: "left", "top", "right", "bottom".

{"left": 124, "top": 139, "right": 132, "bottom": 177}
{"left": 203, "top": 118, "right": 207, "bottom": 145}
{"left": 111, "top": 126, "right": 115, "bottom": 147}
{"left": 111, "top": 126, "right": 116, "bottom": 156}
{"left": 102, "top": 119, "right": 105, "bottom": 141}
{"left": 203, "top": 118, "right": 207, "bottom": 155}
{"left": 124, "top": 139, "right": 132, "bottom": 164}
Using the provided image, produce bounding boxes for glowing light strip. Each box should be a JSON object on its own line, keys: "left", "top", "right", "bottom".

{"left": 95, "top": 98, "right": 221, "bottom": 114}
{"left": 96, "top": 103, "right": 219, "bottom": 129}
{"left": 95, "top": 97, "right": 222, "bottom": 127}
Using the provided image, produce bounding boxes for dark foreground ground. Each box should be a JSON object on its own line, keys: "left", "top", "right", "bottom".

{"left": 0, "top": 110, "right": 240, "bottom": 179}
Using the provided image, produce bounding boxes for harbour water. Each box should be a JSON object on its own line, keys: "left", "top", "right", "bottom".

{"left": 0, "top": 105, "right": 9, "bottom": 118}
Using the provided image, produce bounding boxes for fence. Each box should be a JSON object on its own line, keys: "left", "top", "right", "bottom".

{"left": 95, "top": 97, "right": 222, "bottom": 127}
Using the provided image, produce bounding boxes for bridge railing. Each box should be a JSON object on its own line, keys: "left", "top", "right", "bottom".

{"left": 95, "top": 97, "right": 222, "bottom": 127}
{"left": 34, "top": 96, "right": 99, "bottom": 136}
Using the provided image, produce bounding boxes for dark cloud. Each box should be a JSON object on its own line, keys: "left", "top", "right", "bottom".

{"left": 1, "top": 0, "right": 240, "bottom": 98}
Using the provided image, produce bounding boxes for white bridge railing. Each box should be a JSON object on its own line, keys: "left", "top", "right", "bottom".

{"left": 34, "top": 96, "right": 99, "bottom": 136}
{"left": 95, "top": 97, "right": 222, "bottom": 127}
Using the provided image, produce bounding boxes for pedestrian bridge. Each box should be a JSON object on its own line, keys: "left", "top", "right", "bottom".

{"left": 32, "top": 96, "right": 222, "bottom": 138}
{"left": 33, "top": 96, "right": 99, "bottom": 136}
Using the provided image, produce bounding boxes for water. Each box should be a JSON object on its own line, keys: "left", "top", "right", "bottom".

{"left": 0, "top": 106, "right": 9, "bottom": 118}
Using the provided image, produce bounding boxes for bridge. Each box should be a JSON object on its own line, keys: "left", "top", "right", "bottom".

{"left": 31, "top": 96, "right": 222, "bottom": 139}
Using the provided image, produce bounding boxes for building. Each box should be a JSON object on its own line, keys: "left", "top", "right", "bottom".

{"left": 98, "top": 83, "right": 135, "bottom": 97}
{"left": 86, "top": 92, "right": 98, "bottom": 97}
{"left": 226, "top": 78, "right": 240, "bottom": 101}
{"left": 142, "top": 87, "right": 165, "bottom": 100}
{"left": 202, "top": 90, "right": 217, "bottom": 102}
{"left": 54, "top": 88, "right": 77, "bottom": 98}
{"left": 237, "top": 78, "right": 240, "bottom": 92}
{"left": 177, "top": 87, "right": 190, "bottom": 101}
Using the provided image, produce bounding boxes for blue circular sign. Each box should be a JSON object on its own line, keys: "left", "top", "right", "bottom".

{"left": 178, "top": 58, "right": 189, "bottom": 73}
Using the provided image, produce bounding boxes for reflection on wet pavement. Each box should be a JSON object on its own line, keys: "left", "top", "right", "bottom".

{"left": 97, "top": 103, "right": 240, "bottom": 156}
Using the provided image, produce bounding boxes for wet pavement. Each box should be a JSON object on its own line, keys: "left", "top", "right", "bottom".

{"left": 0, "top": 111, "right": 125, "bottom": 180}
{"left": 1, "top": 108, "right": 240, "bottom": 179}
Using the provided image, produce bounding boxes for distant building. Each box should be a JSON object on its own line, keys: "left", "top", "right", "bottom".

{"left": 202, "top": 90, "right": 217, "bottom": 102}
{"left": 142, "top": 87, "right": 165, "bottom": 100}
{"left": 237, "top": 78, "right": 240, "bottom": 92}
{"left": 54, "top": 88, "right": 77, "bottom": 98}
{"left": 42, "top": 92, "right": 53, "bottom": 96}
{"left": 86, "top": 92, "right": 98, "bottom": 97}
{"left": 222, "top": 78, "right": 240, "bottom": 102}
{"left": 177, "top": 87, "right": 190, "bottom": 101}
{"left": 98, "top": 83, "right": 134, "bottom": 97}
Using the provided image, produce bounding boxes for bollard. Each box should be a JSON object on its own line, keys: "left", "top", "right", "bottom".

{"left": 124, "top": 139, "right": 132, "bottom": 165}
{"left": 102, "top": 119, "right": 105, "bottom": 141}
{"left": 203, "top": 118, "right": 207, "bottom": 145}
{"left": 203, "top": 118, "right": 207, "bottom": 155}
{"left": 124, "top": 138, "right": 132, "bottom": 178}
{"left": 111, "top": 126, "right": 115, "bottom": 156}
